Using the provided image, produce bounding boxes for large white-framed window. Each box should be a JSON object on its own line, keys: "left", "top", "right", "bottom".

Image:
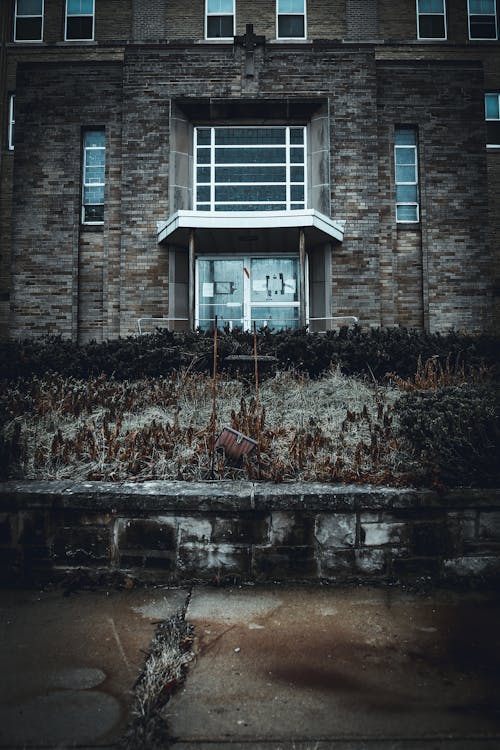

{"left": 205, "top": 0, "right": 235, "bottom": 39}
{"left": 395, "top": 128, "right": 419, "bottom": 223}
{"left": 65, "top": 0, "right": 95, "bottom": 41}
{"left": 468, "top": 0, "right": 498, "bottom": 40}
{"left": 485, "top": 92, "right": 500, "bottom": 147}
{"left": 14, "top": 0, "right": 44, "bottom": 42}
{"left": 82, "top": 130, "right": 105, "bottom": 224}
{"left": 416, "top": 0, "right": 447, "bottom": 40}
{"left": 8, "top": 95, "right": 15, "bottom": 151}
{"left": 194, "top": 126, "right": 307, "bottom": 212}
{"left": 277, "top": 0, "right": 306, "bottom": 39}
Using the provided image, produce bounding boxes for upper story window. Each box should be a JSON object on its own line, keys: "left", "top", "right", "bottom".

{"left": 194, "top": 126, "right": 306, "bottom": 212}
{"left": 14, "top": 0, "right": 44, "bottom": 42}
{"left": 468, "top": 0, "right": 498, "bottom": 39}
{"left": 65, "top": 0, "right": 95, "bottom": 41}
{"left": 485, "top": 93, "right": 500, "bottom": 147}
{"left": 416, "top": 0, "right": 447, "bottom": 40}
{"left": 395, "top": 128, "right": 419, "bottom": 223}
{"left": 206, "top": 0, "right": 235, "bottom": 39}
{"left": 277, "top": 0, "right": 306, "bottom": 39}
{"left": 8, "top": 95, "right": 15, "bottom": 151}
{"left": 82, "top": 130, "right": 105, "bottom": 224}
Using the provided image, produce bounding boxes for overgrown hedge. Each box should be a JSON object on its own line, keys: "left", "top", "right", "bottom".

{"left": 0, "top": 327, "right": 498, "bottom": 382}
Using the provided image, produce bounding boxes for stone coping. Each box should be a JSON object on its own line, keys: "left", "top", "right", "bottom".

{"left": 1, "top": 481, "right": 498, "bottom": 513}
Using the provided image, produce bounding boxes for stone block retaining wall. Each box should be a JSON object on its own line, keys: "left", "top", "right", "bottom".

{"left": 0, "top": 482, "right": 499, "bottom": 584}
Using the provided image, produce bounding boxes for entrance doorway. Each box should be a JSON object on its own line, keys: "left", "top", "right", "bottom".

{"left": 196, "top": 256, "right": 301, "bottom": 330}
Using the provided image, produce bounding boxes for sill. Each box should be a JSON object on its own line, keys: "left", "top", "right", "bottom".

{"left": 63, "top": 38, "right": 95, "bottom": 43}
{"left": 81, "top": 223, "right": 104, "bottom": 231}
{"left": 271, "top": 38, "right": 310, "bottom": 43}
{"left": 416, "top": 37, "right": 448, "bottom": 42}
{"left": 487, "top": 144, "right": 500, "bottom": 149}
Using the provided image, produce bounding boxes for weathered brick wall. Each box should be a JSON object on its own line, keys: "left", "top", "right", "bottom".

{"left": 346, "top": 0, "right": 378, "bottom": 40}
{"left": 1, "top": 481, "right": 499, "bottom": 584}
{"left": 377, "top": 60, "right": 492, "bottom": 332}
{"left": 10, "top": 62, "right": 124, "bottom": 340}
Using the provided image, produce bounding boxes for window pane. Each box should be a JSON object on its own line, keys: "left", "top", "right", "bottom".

{"left": 85, "top": 131, "right": 105, "bottom": 147}
{"left": 208, "top": 0, "right": 233, "bottom": 12}
{"left": 278, "top": 0, "right": 304, "bottom": 13}
{"left": 86, "top": 149, "right": 105, "bottom": 166}
{"left": 397, "top": 205, "right": 418, "bottom": 222}
{"left": 207, "top": 15, "right": 233, "bottom": 37}
{"left": 197, "top": 186, "right": 211, "bottom": 202}
{"left": 197, "top": 148, "right": 211, "bottom": 164}
{"left": 84, "top": 204, "right": 104, "bottom": 222}
{"left": 215, "top": 184, "right": 287, "bottom": 202}
{"left": 418, "top": 0, "right": 444, "bottom": 12}
{"left": 396, "top": 165, "right": 417, "bottom": 182}
{"left": 215, "top": 166, "right": 287, "bottom": 182}
{"left": 469, "top": 16, "right": 497, "bottom": 37}
{"left": 215, "top": 147, "right": 286, "bottom": 164}
{"left": 419, "top": 15, "right": 446, "bottom": 37}
{"left": 290, "top": 166, "right": 304, "bottom": 181}
{"left": 290, "top": 147, "right": 304, "bottom": 163}
{"left": 66, "top": 16, "right": 93, "bottom": 39}
{"left": 395, "top": 129, "right": 416, "bottom": 145}
{"left": 395, "top": 147, "right": 416, "bottom": 165}
{"left": 396, "top": 185, "right": 418, "bottom": 202}
{"left": 485, "top": 94, "right": 500, "bottom": 119}
{"left": 84, "top": 167, "right": 104, "bottom": 184}
{"left": 197, "top": 167, "right": 211, "bottom": 182}
{"left": 215, "top": 128, "right": 286, "bottom": 145}
{"left": 291, "top": 185, "right": 304, "bottom": 201}
{"left": 251, "top": 307, "right": 300, "bottom": 331}
{"left": 469, "top": 0, "right": 495, "bottom": 13}
{"left": 290, "top": 128, "right": 304, "bottom": 144}
{"left": 278, "top": 15, "right": 305, "bottom": 37}
{"left": 15, "top": 17, "right": 42, "bottom": 40}
{"left": 197, "top": 129, "right": 211, "bottom": 145}
{"left": 67, "top": 0, "right": 94, "bottom": 14}
{"left": 84, "top": 185, "right": 104, "bottom": 203}
{"left": 17, "top": 0, "right": 43, "bottom": 14}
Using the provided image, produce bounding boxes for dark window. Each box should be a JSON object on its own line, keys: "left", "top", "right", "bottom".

{"left": 14, "top": 0, "right": 44, "bottom": 42}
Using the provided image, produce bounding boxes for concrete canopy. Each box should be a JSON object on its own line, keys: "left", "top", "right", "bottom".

{"left": 156, "top": 210, "right": 345, "bottom": 254}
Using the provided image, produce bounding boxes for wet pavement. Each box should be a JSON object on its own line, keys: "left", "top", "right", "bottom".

{"left": 167, "top": 586, "right": 500, "bottom": 750}
{"left": 1, "top": 585, "right": 500, "bottom": 749}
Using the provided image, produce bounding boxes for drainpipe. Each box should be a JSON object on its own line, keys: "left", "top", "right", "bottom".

{"left": 299, "top": 228, "right": 306, "bottom": 327}
{"left": 188, "top": 229, "right": 195, "bottom": 329}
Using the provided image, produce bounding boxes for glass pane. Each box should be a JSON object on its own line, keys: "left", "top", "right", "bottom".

{"left": 290, "top": 128, "right": 304, "bottom": 144}
{"left": 395, "top": 129, "right": 416, "bottom": 146}
{"left": 396, "top": 165, "right": 417, "bottom": 182}
{"left": 67, "top": 0, "right": 94, "bottom": 14}
{"left": 215, "top": 166, "right": 286, "bottom": 183}
{"left": 197, "top": 148, "right": 211, "bottom": 164}
{"left": 251, "top": 307, "right": 300, "bottom": 331}
{"left": 251, "top": 258, "right": 299, "bottom": 304}
{"left": 469, "top": 16, "right": 497, "bottom": 38}
{"left": 15, "top": 17, "right": 42, "bottom": 39}
{"left": 197, "top": 167, "right": 211, "bottom": 182}
{"left": 419, "top": 14, "right": 446, "bottom": 37}
{"left": 66, "top": 16, "right": 93, "bottom": 39}
{"left": 290, "top": 147, "right": 304, "bottom": 164}
{"left": 215, "top": 184, "right": 286, "bottom": 202}
{"left": 485, "top": 94, "right": 500, "bottom": 119}
{"left": 17, "top": 0, "right": 43, "bottom": 15}
{"left": 84, "top": 204, "right": 103, "bottom": 222}
{"left": 215, "top": 147, "right": 286, "bottom": 164}
{"left": 278, "top": 15, "right": 305, "bottom": 37}
{"left": 86, "top": 149, "right": 105, "bottom": 166}
{"left": 291, "top": 185, "right": 304, "bottom": 201}
{"left": 85, "top": 131, "right": 105, "bottom": 147}
{"left": 85, "top": 167, "right": 104, "bottom": 184}
{"left": 278, "top": 0, "right": 304, "bottom": 13}
{"left": 197, "top": 186, "right": 210, "bottom": 202}
{"left": 215, "top": 128, "right": 286, "bottom": 145}
{"left": 197, "top": 259, "right": 243, "bottom": 331}
{"left": 396, "top": 185, "right": 418, "bottom": 202}
{"left": 469, "top": 0, "right": 495, "bottom": 13}
{"left": 207, "top": 0, "right": 234, "bottom": 12}
{"left": 290, "top": 166, "right": 304, "bottom": 182}
{"left": 207, "top": 15, "right": 233, "bottom": 37}
{"left": 397, "top": 205, "right": 418, "bottom": 222}
{"left": 84, "top": 185, "right": 104, "bottom": 203}
{"left": 215, "top": 203, "right": 286, "bottom": 211}
{"left": 395, "top": 146, "right": 416, "bottom": 165}
{"left": 196, "top": 129, "right": 211, "bottom": 145}
{"left": 418, "top": 0, "right": 444, "bottom": 12}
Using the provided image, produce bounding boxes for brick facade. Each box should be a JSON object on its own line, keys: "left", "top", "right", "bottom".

{"left": 0, "top": 0, "right": 498, "bottom": 341}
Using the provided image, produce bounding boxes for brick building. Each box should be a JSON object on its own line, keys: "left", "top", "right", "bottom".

{"left": 0, "top": 0, "right": 498, "bottom": 342}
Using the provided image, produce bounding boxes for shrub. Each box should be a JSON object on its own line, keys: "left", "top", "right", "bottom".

{"left": 395, "top": 384, "right": 500, "bottom": 487}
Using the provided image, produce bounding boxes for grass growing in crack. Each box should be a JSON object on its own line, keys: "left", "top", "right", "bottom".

{"left": 122, "top": 613, "right": 194, "bottom": 750}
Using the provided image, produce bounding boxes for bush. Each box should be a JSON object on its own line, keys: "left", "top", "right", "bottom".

{"left": 0, "top": 327, "right": 498, "bottom": 382}
{"left": 395, "top": 384, "right": 500, "bottom": 487}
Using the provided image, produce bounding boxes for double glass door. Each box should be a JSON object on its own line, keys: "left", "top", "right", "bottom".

{"left": 196, "top": 257, "right": 300, "bottom": 331}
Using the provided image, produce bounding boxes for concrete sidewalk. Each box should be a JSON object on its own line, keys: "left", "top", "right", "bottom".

{"left": 1, "top": 584, "right": 500, "bottom": 749}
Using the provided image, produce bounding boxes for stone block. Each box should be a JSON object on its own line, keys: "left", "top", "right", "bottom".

{"left": 18, "top": 512, "right": 47, "bottom": 546}
{"left": 178, "top": 542, "right": 251, "bottom": 577}
{"left": 447, "top": 511, "right": 477, "bottom": 546}
{"left": 178, "top": 517, "right": 212, "bottom": 544}
{"left": 53, "top": 527, "right": 111, "bottom": 565}
{"left": 118, "top": 517, "right": 176, "bottom": 551}
{"left": 443, "top": 556, "right": 500, "bottom": 579}
{"left": 270, "top": 512, "right": 315, "bottom": 547}
{"left": 355, "top": 548, "right": 386, "bottom": 575}
{"left": 319, "top": 549, "right": 356, "bottom": 579}
{"left": 478, "top": 512, "right": 500, "bottom": 543}
{"left": 252, "top": 545, "right": 318, "bottom": 580}
{"left": 410, "top": 520, "right": 451, "bottom": 557}
{"left": 0, "top": 514, "right": 12, "bottom": 545}
{"left": 212, "top": 516, "right": 269, "bottom": 545}
{"left": 315, "top": 513, "right": 356, "bottom": 548}
{"left": 360, "top": 519, "right": 406, "bottom": 546}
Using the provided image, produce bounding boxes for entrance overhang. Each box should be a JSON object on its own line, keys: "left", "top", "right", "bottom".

{"left": 157, "top": 209, "right": 345, "bottom": 253}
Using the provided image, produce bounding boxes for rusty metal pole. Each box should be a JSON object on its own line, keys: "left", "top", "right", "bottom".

{"left": 299, "top": 228, "right": 306, "bottom": 328}
{"left": 253, "top": 321, "right": 259, "bottom": 411}
{"left": 188, "top": 229, "right": 195, "bottom": 329}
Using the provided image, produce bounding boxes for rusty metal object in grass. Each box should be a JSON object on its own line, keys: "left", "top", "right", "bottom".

{"left": 215, "top": 427, "right": 258, "bottom": 460}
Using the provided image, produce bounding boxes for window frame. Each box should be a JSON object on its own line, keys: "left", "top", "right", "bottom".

{"left": 276, "top": 0, "right": 307, "bottom": 41}
{"left": 82, "top": 129, "right": 106, "bottom": 226}
{"left": 416, "top": 0, "right": 447, "bottom": 41}
{"left": 394, "top": 128, "right": 420, "bottom": 225}
{"left": 14, "top": 0, "right": 44, "bottom": 43}
{"left": 194, "top": 125, "right": 307, "bottom": 213}
{"left": 467, "top": 0, "right": 498, "bottom": 40}
{"left": 8, "top": 94, "right": 15, "bottom": 151}
{"left": 65, "top": 0, "right": 95, "bottom": 42}
{"left": 205, "top": 0, "right": 235, "bottom": 40}
{"left": 485, "top": 92, "right": 500, "bottom": 148}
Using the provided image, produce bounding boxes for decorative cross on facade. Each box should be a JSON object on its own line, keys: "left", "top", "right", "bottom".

{"left": 234, "top": 23, "right": 265, "bottom": 78}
